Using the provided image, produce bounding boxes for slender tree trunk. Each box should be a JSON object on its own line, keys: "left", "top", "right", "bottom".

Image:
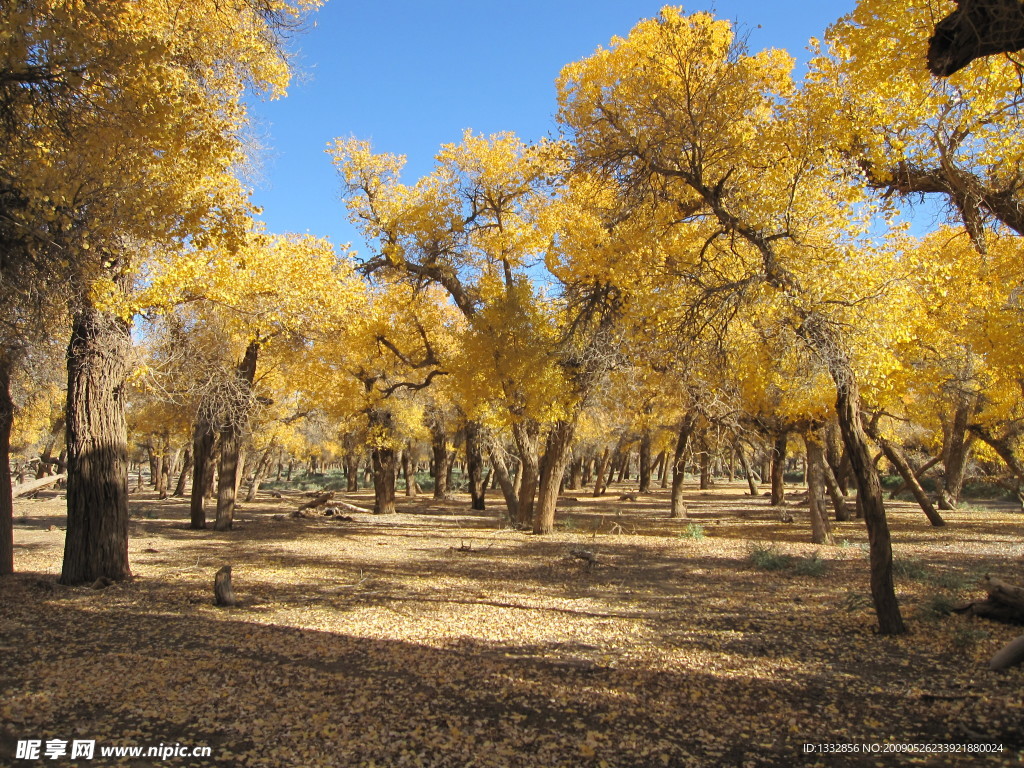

{"left": 736, "top": 443, "right": 759, "bottom": 496}
{"left": 593, "top": 447, "right": 611, "bottom": 497}
{"left": 174, "top": 448, "right": 192, "bottom": 497}
{"left": 533, "top": 420, "right": 575, "bottom": 534}
{"left": 582, "top": 451, "right": 594, "bottom": 488}
{"left": 699, "top": 436, "right": 713, "bottom": 490}
{"left": 190, "top": 418, "right": 214, "bottom": 528}
{"left": 403, "top": 443, "right": 419, "bottom": 497}
{"left": 806, "top": 435, "right": 835, "bottom": 545}
{"left": 489, "top": 447, "right": 520, "bottom": 523}
{"left": 215, "top": 341, "right": 259, "bottom": 531}
{"left": 465, "top": 421, "right": 486, "bottom": 510}
{"left": 771, "top": 432, "right": 788, "bottom": 506}
{"left": 430, "top": 423, "right": 450, "bottom": 500}
{"left": 638, "top": 430, "right": 653, "bottom": 493}
{"left": 60, "top": 304, "right": 132, "bottom": 585}
{"left": 0, "top": 357, "right": 15, "bottom": 575}
{"left": 821, "top": 456, "right": 850, "bottom": 521}
{"left": 874, "top": 433, "right": 946, "bottom": 527}
{"left": 245, "top": 442, "right": 276, "bottom": 502}
{"left": 671, "top": 414, "right": 698, "bottom": 518}
{"left": 834, "top": 379, "right": 905, "bottom": 634}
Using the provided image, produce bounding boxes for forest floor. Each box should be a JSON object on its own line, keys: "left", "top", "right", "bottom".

{"left": 1, "top": 482, "right": 1023, "bottom": 767}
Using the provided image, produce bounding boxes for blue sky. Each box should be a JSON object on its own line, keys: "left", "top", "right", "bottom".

{"left": 248, "top": 1, "right": 857, "bottom": 256}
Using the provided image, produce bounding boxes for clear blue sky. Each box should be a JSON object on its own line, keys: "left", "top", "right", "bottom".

{"left": 248, "top": 1, "right": 857, "bottom": 256}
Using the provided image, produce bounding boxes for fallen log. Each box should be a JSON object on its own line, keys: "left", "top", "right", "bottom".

{"left": 12, "top": 473, "right": 67, "bottom": 498}
{"left": 331, "top": 500, "right": 373, "bottom": 515}
{"left": 989, "top": 634, "right": 1024, "bottom": 671}
{"left": 214, "top": 566, "right": 238, "bottom": 607}
{"left": 297, "top": 491, "right": 334, "bottom": 511}
{"left": 953, "top": 575, "right": 1024, "bottom": 623}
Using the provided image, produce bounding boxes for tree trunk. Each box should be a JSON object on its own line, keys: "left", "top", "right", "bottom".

{"left": 245, "top": 443, "right": 276, "bottom": 503}
{"left": 671, "top": 414, "right": 698, "bottom": 518}
{"left": 834, "top": 379, "right": 905, "bottom": 634}
{"left": 190, "top": 418, "right": 215, "bottom": 528}
{"left": 771, "top": 432, "right": 788, "bottom": 506}
{"left": 215, "top": 340, "right": 259, "bottom": 532}
{"left": 371, "top": 447, "right": 397, "bottom": 514}
{"left": 736, "top": 443, "right": 759, "bottom": 496}
{"left": 567, "top": 454, "right": 584, "bottom": 491}
{"left": 0, "top": 357, "right": 14, "bottom": 575}
{"left": 805, "top": 435, "right": 835, "bottom": 545}
{"left": 940, "top": 392, "right": 977, "bottom": 509}
{"left": 403, "top": 443, "right": 419, "bottom": 497}
{"left": 889, "top": 455, "right": 940, "bottom": 500}
{"left": 821, "top": 456, "right": 850, "bottom": 521}
{"left": 465, "top": 421, "right": 486, "bottom": 511}
{"left": 430, "top": 423, "right": 450, "bottom": 500}
{"left": 489, "top": 447, "right": 520, "bottom": 523}
{"left": 593, "top": 447, "right": 611, "bottom": 497}
{"left": 512, "top": 420, "right": 539, "bottom": 526}
{"left": 699, "top": 437, "right": 713, "bottom": 490}
{"left": 871, "top": 431, "right": 946, "bottom": 527}
{"left": 173, "top": 448, "right": 192, "bottom": 497}
{"left": 60, "top": 304, "right": 132, "bottom": 585}
{"left": 533, "top": 420, "right": 575, "bottom": 534}
{"left": 638, "top": 430, "right": 653, "bottom": 493}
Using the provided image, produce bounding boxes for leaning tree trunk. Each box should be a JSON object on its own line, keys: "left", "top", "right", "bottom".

{"left": 214, "top": 341, "right": 259, "bottom": 532}
{"left": 489, "top": 446, "right": 520, "bottom": 523}
{"left": 833, "top": 376, "right": 905, "bottom": 634}
{"left": 465, "top": 421, "right": 486, "bottom": 511}
{"left": 533, "top": 420, "right": 576, "bottom": 534}
{"left": 670, "top": 414, "right": 698, "bottom": 518}
{"left": 736, "top": 442, "right": 759, "bottom": 496}
{"left": 174, "top": 448, "right": 192, "bottom": 497}
{"left": 593, "top": 446, "right": 611, "bottom": 497}
{"left": 245, "top": 442, "right": 276, "bottom": 502}
{"left": 60, "top": 305, "right": 132, "bottom": 585}
{"left": 771, "top": 432, "right": 788, "bottom": 506}
{"left": 805, "top": 434, "right": 835, "bottom": 546}
{"left": 873, "top": 433, "right": 946, "bottom": 527}
{"left": 0, "top": 356, "right": 14, "bottom": 575}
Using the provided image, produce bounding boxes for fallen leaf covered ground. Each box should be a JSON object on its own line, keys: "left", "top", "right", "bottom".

{"left": 2, "top": 484, "right": 1022, "bottom": 767}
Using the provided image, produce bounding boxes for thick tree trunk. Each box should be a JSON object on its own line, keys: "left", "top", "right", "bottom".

{"left": 671, "top": 414, "right": 698, "bottom": 518}
{"left": 465, "top": 421, "right": 486, "bottom": 511}
{"left": 567, "top": 454, "right": 584, "bottom": 491}
{"left": 805, "top": 435, "right": 835, "bottom": 545}
{"left": 430, "top": 424, "right": 450, "bottom": 500}
{"left": 190, "top": 419, "right": 215, "bottom": 528}
{"left": 699, "top": 437, "right": 713, "bottom": 490}
{"left": 638, "top": 430, "right": 653, "bottom": 493}
{"left": 0, "top": 357, "right": 14, "bottom": 575}
{"left": 533, "top": 420, "right": 575, "bottom": 534}
{"left": 60, "top": 305, "right": 132, "bottom": 585}
{"left": 771, "top": 432, "right": 788, "bottom": 506}
{"left": 512, "top": 420, "right": 539, "bottom": 526}
{"left": 371, "top": 447, "right": 397, "bottom": 514}
{"left": 940, "top": 393, "right": 977, "bottom": 509}
{"left": 213, "top": 341, "right": 259, "bottom": 531}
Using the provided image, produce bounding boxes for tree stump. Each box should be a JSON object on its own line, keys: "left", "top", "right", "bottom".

{"left": 214, "top": 566, "right": 238, "bottom": 607}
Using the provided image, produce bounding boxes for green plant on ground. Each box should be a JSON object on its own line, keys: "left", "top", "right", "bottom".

{"left": 919, "top": 593, "right": 957, "bottom": 620}
{"left": 748, "top": 542, "right": 792, "bottom": 571}
{"left": 892, "top": 557, "right": 929, "bottom": 581}
{"left": 678, "top": 523, "right": 705, "bottom": 540}
{"left": 794, "top": 551, "right": 828, "bottom": 577}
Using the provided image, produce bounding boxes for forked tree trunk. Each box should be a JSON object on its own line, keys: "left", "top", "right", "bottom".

{"left": 512, "top": 420, "right": 540, "bottom": 527}
{"left": 670, "top": 414, "right": 698, "bottom": 518}
{"left": 771, "top": 432, "right": 788, "bottom": 506}
{"left": 60, "top": 305, "right": 132, "bottom": 585}
{"left": 940, "top": 393, "right": 977, "bottom": 509}
{"left": 0, "top": 357, "right": 14, "bottom": 575}
{"left": 805, "top": 435, "right": 835, "bottom": 546}
{"left": 465, "top": 421, "right": 486, "bottom": 511}
{"left": 214, "top": 341, "right": 259, "bottom": 531}
{"left": 873, "top": 433, "right": 946, "bottom": 527}
{"left": 533, "top": 420, "right": 575, "bottom": 534}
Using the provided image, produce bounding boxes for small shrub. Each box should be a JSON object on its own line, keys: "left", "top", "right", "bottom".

{"left": 794, "top": 551, "right": 828, "bottom": 577}
{"left": 928, "top": 570, "right": 975, "bottom": 591}
{"left": 841, "top": 590, "right": 872, "bottom": 613}
{"left": 920, "top": 593, "right": 957, "bottom": 619}
{"left": 749, "top": 542, "right": 792, "bottom": 571}
{"left": 678, "top": 523, "right": 705, "bottom": 540}
{"left": 950, "top": 625, "right": 989, "bottom": 651}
